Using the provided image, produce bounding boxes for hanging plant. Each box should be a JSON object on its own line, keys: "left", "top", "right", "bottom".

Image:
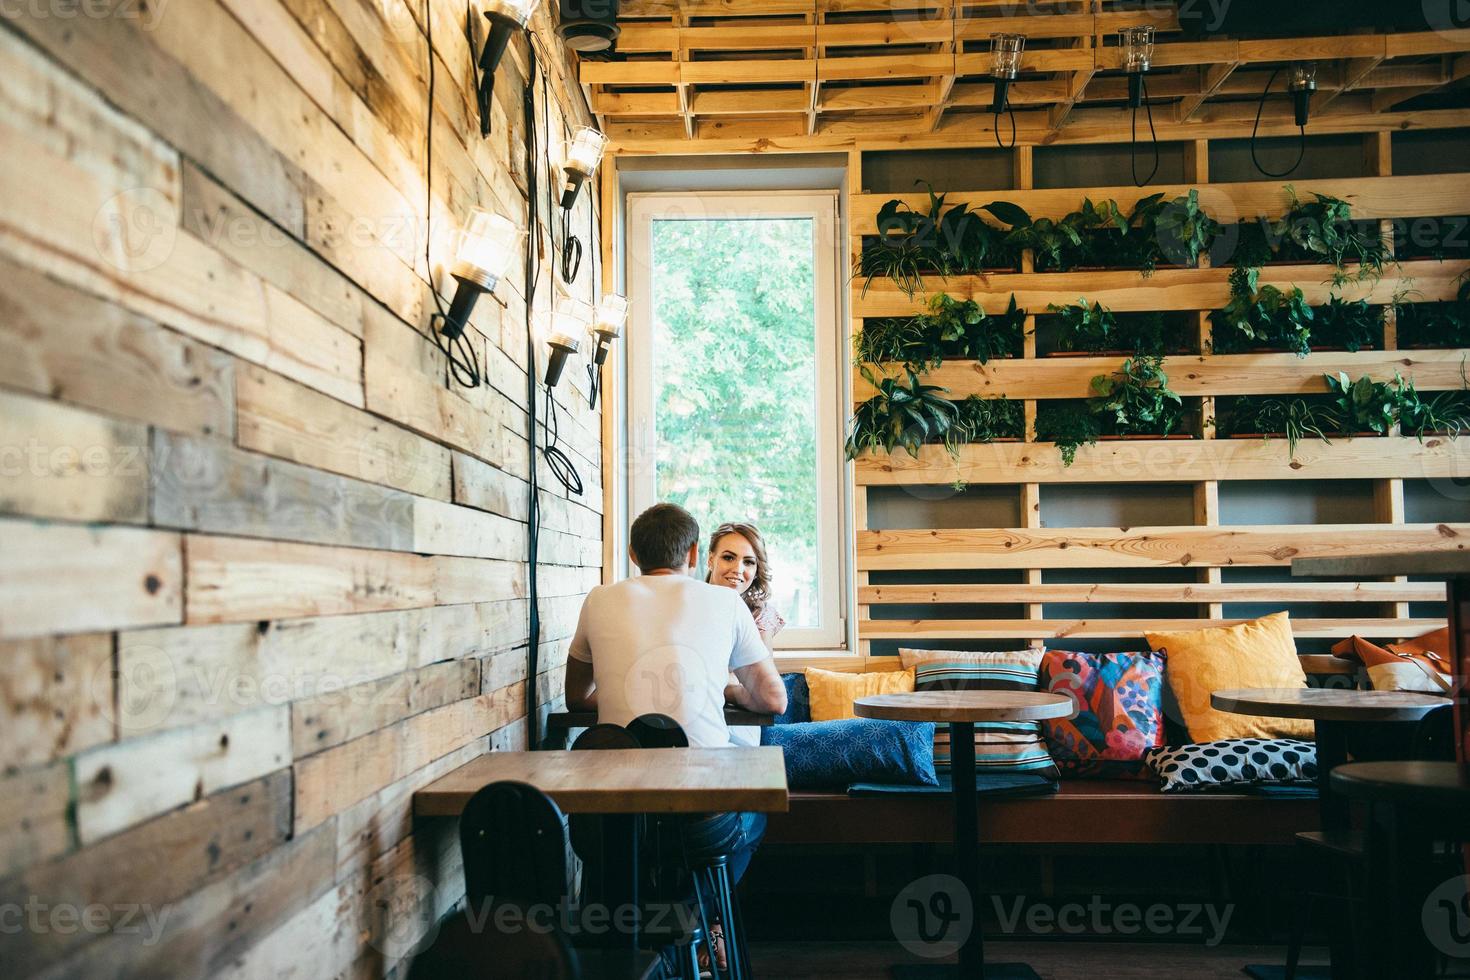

{"left": 845, "top": 366, "right": 958, "bottom": 460}
{"left": 1311, "top": 296, "right": 1383, "bottom": 352}
{"left": 1034, "top": 402, "right": 1101, "bottom": 467}
{"left": 1088, "top": 355, "right": 1186, "bottom": 437}
{"left": 1324, "top": 372, "right": 1396, "bottom": 435}
{"left": 1209, "top": 266, "right": 1315, "bottom": 356}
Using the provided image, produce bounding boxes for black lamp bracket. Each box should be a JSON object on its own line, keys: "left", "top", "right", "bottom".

{"left": 476, "top": 10, "right": 520, "bottom": 137}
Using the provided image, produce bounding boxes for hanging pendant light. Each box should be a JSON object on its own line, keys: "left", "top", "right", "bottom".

{"left": 1289, "top": 62, "right": 1318, "bottom": 127}
{"left": 989, "top": 32, "right": 1025, "bottom": 148}
{"left": 1250, "top": 61, "right": 1316, "bottom": 178}
{"left": 1121, "top": 25, "right": 1159, "bottom": 186}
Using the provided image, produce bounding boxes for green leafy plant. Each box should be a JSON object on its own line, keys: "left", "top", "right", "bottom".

{"left": 1049, "top": 299, "right": 1172, "bottom": 355}
{"left": 1125, "top": 190, "right": 1222, "bottom": 275}
{"left": 845, "top": 366, "right": 957, "bottom": 459}
{"left": 1088, "top": 355, "right": 1186, "bottom": 437}
{"left": 859, "top": 183, "right": 1019, "bottom": 295}
{"left": 857, "top": 294, "right": 1025, "bottom": 370}
{"left": 1325, "top": 372, "right": 1396, "bottom": 435}
{"left": 949, "top": 395, "right": 1024, "bottom": 448}
{"left": 1274, "top": 186, "right": 1393, "bottom": 285}
{"left": 1392, "top": 365, "right": 1470, "bottom": 440}
{"left": 1221, "top": 396, "right": 1343, "bottom": 459}
{"left": 1311, "top": 296, "right": 1382, "bottom": 352}
{"left": 1209, "top": 266, "right": 1315, "bottom": 355}
{"left": 1034, "top": 402, "right": 1101, "bottom": 467}
{"left": 1395, "top": 277, "right": 1470, "bottom": 348}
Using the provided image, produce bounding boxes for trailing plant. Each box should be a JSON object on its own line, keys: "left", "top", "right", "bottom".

{"left": 1222, "top": 396, "right": 1343, "bottom": 459}
{"left": 1088, "top": 355, "right": 1185, "bottom": 437}
{"left": 949, "top": 395, "right": 1025, "bottom": 448}
{"left": 856, "top": 294, "right": 1025, "bottom": 371}
{"left": 1049, "top": 299, "right": 1172, "bottom": 355}
{"left": 845, "top": 367, "right": 957, "bottom": 460}
{"left": 1230, "top": 185, "right": 1392, "bottom": 286}
{"left": 1209, "top": 266, "right": 1315, "bottom": 355}
{"left": 1311, "top": 296, "right": 1382, "bottom": 352}
{"left": 1034, "top": 402, "right": 1100, "bottom": 467}
{"left": 1392, "top": 362, "right": 1470, "bottom": 440}
{"left": 1325, "top": 372, "right": 1396, "bottom": 436}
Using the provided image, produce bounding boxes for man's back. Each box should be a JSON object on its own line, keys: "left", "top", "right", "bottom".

{"left": 568, "top": 574, "right": 768, "bottom": 747}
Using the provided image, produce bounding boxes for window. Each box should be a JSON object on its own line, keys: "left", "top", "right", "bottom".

{"left": 626, "top": 191, "right": 845, "bottom": 649}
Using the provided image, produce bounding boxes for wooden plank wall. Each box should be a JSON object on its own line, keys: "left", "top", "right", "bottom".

{"left": 841, "top": 141, "right": 1469, "bottom": 664}
{"left": 0, "top": 1, "right": 602, "bottom": 976}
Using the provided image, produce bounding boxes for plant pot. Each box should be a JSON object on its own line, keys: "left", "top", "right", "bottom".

{"left": 1097, "top": 433, "right": 1196, "bottom": 441}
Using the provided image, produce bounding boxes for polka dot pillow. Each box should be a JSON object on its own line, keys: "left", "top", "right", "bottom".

{"left": 1143, "top": 738, "right": 1318, "bottom": 793}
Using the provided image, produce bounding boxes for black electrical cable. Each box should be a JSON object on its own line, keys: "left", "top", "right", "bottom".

{"left": 560, "top": 208, "right": 583, "bottom": 283}
{"left": 542, "top": 385, "right": 584, "bottom": 496}
{"left": 523, "top": 40, "right": 544, "bottom": 751}
{"left": 424, "top": 3, "right": 480, "bottom": 389}
{"left": 1250, "top": 67, "right": 1307, "bottom": 178}
{"left": 993, "top": 104, "right": 1017, "bottom": 150}
{"left": 1130, "top": 74, "right": 1160, "bottom": 188}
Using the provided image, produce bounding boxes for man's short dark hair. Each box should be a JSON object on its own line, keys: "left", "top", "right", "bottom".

{"left": 630, "top": 503, "right": 700, "bottom": 572}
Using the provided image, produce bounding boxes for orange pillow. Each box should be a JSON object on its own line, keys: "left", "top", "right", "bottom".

{"left": 805, "top": 667, "right": 915, "bottom": 722}
{"left": 1146, "top": 612, "right": 1313, "bottom": 742}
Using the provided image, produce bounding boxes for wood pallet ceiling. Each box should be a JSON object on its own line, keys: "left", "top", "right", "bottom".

{"left": 581, "top": 1, "right": 1470, "bottom": 150}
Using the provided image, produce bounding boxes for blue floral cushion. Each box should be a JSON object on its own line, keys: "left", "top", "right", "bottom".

{"left": 773, "top": 672, "right": 811, "bottom": 725}
{"left": 760, "top": 719, "right": 938, "bottom": 790}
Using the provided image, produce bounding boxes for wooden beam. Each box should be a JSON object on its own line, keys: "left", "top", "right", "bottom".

{"left": 861, "top": 582, "right": 1446, "bottom": 605}
{"left": 858, "top": 618, "right": 1446, "bottom": 640}
{"left": 1177, "top": 61, "right": 1239, "bottom": 122}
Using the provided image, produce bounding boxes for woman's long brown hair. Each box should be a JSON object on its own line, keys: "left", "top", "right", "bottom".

{"left": 705, "top": 522, "right": 772, "bottom": 619}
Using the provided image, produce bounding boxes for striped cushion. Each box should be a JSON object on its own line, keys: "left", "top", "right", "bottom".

{"left": 911, "top": 654, "right": 1059, "bottom": 778}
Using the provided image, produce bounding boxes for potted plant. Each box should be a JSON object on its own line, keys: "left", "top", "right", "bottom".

{"left": 1324, "top": 372, "right": 1396, "bottom": 436}
{"left": 859, "top": 183, "right": 1022, "bottom": 295}
{"left": 1392, "top": 368, "right": 1470, "bottom": 440}
{"left": 845, "top": 366, "right": 958, "bottom": 460}
{"left": 1034, "top": 402, "right": 1101, "bottom": 467}
{"left": 1311, "top": 296, "right": 1382, "bottom": 352}
{"left": 1088, "top": 355, "right": 1187, "bottom": 439}
{"left": 1048, "top": 300, "right": 1175, "bottom": 356}
{"left": 1124, "top": 190, "right": 1222, "bottom": 275}
{"left": 1248, "top": 185, "right": 1393, "bottom": 285}
{"left": 1395, "top": 277, "right": 1470, "bottom": 349}
{"left": 1221, "top": 395, "right": 1344, "bottom": 459}
{"left": 949, "top": 394, "right": 1024, "bottom": 448}
{"left": 856, "top": 293, "right": 1025, "bottom": 371}
{"left": 1209, "top": 266, "right": 1315, "bottom": 356}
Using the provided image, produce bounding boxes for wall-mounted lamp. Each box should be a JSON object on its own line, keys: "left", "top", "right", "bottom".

{"left": 1120, "top": 25, "right": 1158, "bottom": 186}
{"left": 561, "top": 126, "right": 610, "bottom": 210}
{"left": 436, "top": 208, "right": 522, "bottom": 388}
{"left": 989, "top": 32, "right": 1025, "bottom": 149}
{"left": 1289, "top": 62, "right": 1317, "bottom": 127}
{"left": 535, "top": 301, "right": 592, "bottom": 388}
{"left": 1250, "top": 61, "right": 1316, "bottom": 178}
{"left": 477, "top": 0, "right": 540, "bottom": 137}
{"left": 586, "top": 293, "right": 627, "bottom": 408}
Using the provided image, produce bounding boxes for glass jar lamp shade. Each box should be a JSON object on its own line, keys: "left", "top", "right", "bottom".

{"left": 989, "top": 33, "right": 1025, "bottom": 114}
{"left": 486, "top": 0, "right": 538, "bottom": 26}
{"left": 1288, "top": 62, "right": 1317, "bottom": 126}
{"left": 591, "top": 294, "right": 628, "bottom": 363}
{"left": 535, "top": 301, "right": 591, "bottom": 386}
{"left": 444, "top": 209, "right": 522, "bottom": 339}
{"left": 561, "top": 127, "right": 609, "bottom": 209}
{"left": 1119, "top": 25, "right": 1154, "bottom": 74}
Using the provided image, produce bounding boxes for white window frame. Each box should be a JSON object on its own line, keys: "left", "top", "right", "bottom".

{"left": 624, "top": 190, "right": 846, "bottom": 650}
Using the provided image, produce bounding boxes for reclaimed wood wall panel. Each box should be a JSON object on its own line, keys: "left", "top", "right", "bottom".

{"left": 0, "top": 0, "right": 599, "bottom": 976}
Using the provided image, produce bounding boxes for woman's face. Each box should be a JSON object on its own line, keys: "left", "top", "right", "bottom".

{"left": 709, "top": 533, "right": 758, "bottom": 595}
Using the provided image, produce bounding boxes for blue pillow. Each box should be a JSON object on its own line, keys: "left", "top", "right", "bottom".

{"left": 773, "top": 672, "right": 811, "bottom": 725}
{"left": 761, "top": 719, "right": 938, "bottom": 790}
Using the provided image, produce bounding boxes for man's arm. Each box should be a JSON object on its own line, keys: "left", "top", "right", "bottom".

{"left": 564, "top": 656, "right": 597, "bottom": 710}
{"left": 726, "top": 656, "right": 786, "bottom": 715}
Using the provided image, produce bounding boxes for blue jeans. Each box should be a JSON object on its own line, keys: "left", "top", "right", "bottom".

{"left": 724, "top": 811, "right": 766, "bottom": 886}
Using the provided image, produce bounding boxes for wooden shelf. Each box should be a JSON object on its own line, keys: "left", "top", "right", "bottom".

{"left": 857, "top": 523, "right": 1470, "bottom": 571}
{"left": 852, "top": 258, "right": 1468, "bottom": 318}
{"left": 854, "top": 348, "right": 1470, "bottom": 403}
{"left": 852, "top": 434, "right": 1470, "bottom": 485}
{"left": 858, "top": 618, "right": 1446, "bottom": 641}
{"left": 859, "top": 581, "right": 1446, "bottom": 605}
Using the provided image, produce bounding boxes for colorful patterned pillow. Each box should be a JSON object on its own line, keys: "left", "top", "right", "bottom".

{"left": 1039, "top": 650, "right": 1165, "bottom": 779}
{"left": 1144, "top": 739, "right": 1317, "bottom": 793}
{"left": 911, "top": 654, "right": 1059, "bottom": 779}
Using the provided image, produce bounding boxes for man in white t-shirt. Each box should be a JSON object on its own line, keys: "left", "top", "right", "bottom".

{"left": 564, "top": 502, "right": 788, "bottom": 747}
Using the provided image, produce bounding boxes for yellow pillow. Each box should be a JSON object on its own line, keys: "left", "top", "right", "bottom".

{"left": 805, "top": 667, "right": 915, "bottom": 722}
{"left": 1146, "top": 612, "right": 1313, "bottom": 742}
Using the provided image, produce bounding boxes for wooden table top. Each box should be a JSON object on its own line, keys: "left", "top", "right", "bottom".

{"left": 1212, "top": 687, "right": 1449, "bottom": 722}
{"left": 1292, "top": 550, "right": 1470, "bottom": 579}
{"left": 853, "top": 690, "right": 1075, "bottom": 723}
{"left": 1330, "top": 761, "right": 1470, "bottom": 808}
{"left": 413, "top": 747, "right": 789, "bottom": 817}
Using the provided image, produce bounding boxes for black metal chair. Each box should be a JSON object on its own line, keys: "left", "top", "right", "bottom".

{"left": 569, "top": 724, "right": 704, "bottom": 979}
{"left": 628, "top": 714, "right": 755, "bottom": 980}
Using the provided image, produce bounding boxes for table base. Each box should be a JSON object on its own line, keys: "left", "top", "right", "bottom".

{"left": 891, "top": 962, "right": 1041, "bottom": 979}
{"left": 1242, "top": 966, "right": 1331, "bottom": 980}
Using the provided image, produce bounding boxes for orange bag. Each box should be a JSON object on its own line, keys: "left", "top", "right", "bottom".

{"left": 1331, "top": 628, "right": 1453, "bottom": 695}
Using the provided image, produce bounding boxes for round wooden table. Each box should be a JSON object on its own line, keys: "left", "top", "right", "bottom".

{"left": 1211, "top": 687, "right": 1448, "bottom": 830}
{"left": 855, "top": 691, "right": 1074, "bottom": 980}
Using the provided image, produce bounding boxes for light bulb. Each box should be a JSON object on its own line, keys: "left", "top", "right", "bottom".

{"left": 564, "top": 127, "right": 610, "bottom": 178}
{"left": 452, "top": 209, "right": 521, "bottom": 289}
{"left": 535, "top": 300, "right": 591, "bottom": 386}
{"left": 486, "top": 0, "right": 538, "bottom": 26}
{"left": 989, "top": 33, "right": 1025, "bottom": 81}
{"left": 591, "top": 293, "right": 628, "bottom": 365}
{"left": 1120, "top": 25, "right": 1154, "bottom": 75}
{"left": 1288, "top": 62, "right": 1317, "bottom": 127}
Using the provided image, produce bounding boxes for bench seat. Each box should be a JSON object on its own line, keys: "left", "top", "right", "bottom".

{"left": 766, "top": 781, "right": 1318, "bottom": 846}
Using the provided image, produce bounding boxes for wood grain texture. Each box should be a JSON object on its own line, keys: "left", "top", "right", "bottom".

{"left": 0, "top": 633, "right": 114, "bottom": 771}
{"left": 858, "top": 524, "right": 1470, "bottom": 570}
{"left": 858, "top": 618, "right": 1445, "bottom": 640}
{"left": 0, "top": 388, "right": 149, "bottom": 524}
{"left": 414, "top": 746, "right": 791, "bottom": 817}
{"left": 0, "top": 760, "right": 71, "bottom": 879}
{"left": 0, "top": 519, "right": 182, "bottom": 639}
{"left": 73, "top": 705, "right": 291, "bottom": 844}
{"left": 0, "top": 252, "right": 234, "bottom": 439}
{"left": 236, "top": 363, "right": 452, "bottom": 501}
{"left": 1212, "top": 687, "right": 1448, "bottom": 721}
{"left": 854, "top": 690, "right": 1075, "bottom": 722}
{"left": 859, "top": 581, "right": 1447, "bottom": 605}
{"left": 1293, "top": 551, "right": 1470, "bottom": 578}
